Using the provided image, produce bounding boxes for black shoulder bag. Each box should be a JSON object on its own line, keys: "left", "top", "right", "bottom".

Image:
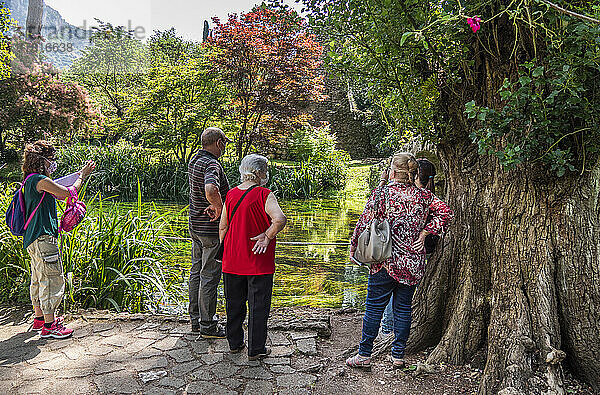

{"left": 215, "top": 185, "right": 258, "bottom": 261}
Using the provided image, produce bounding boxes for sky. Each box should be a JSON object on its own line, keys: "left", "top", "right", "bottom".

{"left": 43, "top": 0, "right": 303, "bottom": 42}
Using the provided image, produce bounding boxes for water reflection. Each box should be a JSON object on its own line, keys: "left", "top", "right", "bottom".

{"left": 109, "top": 178, "right": 372, "bottom": 310}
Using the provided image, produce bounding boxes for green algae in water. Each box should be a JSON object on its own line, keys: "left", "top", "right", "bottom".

{"left": 109, "top": 165, "right": 373, "bottom": 310}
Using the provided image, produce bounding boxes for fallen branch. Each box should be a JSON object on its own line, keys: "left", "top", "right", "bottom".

{"left": 540, "top": 0, "right": 600, "bottom": 24}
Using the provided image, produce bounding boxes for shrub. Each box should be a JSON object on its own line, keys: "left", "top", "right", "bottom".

{"left": 56, "top": 142, "right": 350, "bottom": 201}
{"left": 56, "top": 142, "right": 189, "bottom": 201}
{"left": 288, "top": 125, "right": 339, "bottom": 162}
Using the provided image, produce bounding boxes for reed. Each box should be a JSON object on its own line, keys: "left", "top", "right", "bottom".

{"left": 0, "top": 182, "right": 184, "bottom": 312}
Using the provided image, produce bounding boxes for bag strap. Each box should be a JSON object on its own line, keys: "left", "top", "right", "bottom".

{"left": 21, "top": 173, "right": 45, "bottom": 230}
{"left": 373, "top": 184, "right": 389, "bottom": 219}
{"left": 228, "top": 185, "right": 259, "bottom": 224}
{"left": 66, "top": 186, "right": 77, "bottom": 206}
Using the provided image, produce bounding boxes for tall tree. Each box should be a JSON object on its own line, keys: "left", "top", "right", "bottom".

{"left": 129, "top": 42, "right": 227, "bottom": 164}
{"left": 66, "top": 21, "right": 147, "bottom": 134}
{"left": 305, "top": 0, "right": 600, "bottom": 394}
{"left": 202, "top": 20, "right": 209, "bottom": 42}
{"left": 211, "top": 5, "right": 325, "bottom": 159}
{"left": 0, "top": 2, "right": 13, "bottom": 79}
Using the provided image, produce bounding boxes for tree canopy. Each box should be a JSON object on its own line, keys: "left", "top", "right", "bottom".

{"left": 305, "top": 0, "right": 600, "bottom": 177}
{"left": 129, "top": 33, "right": 227, "bottom": 164}
{"left": 211, "top": 5, "right": 325, "bottom": 159}
{"left": 67, "top": 21, "right": 148, "bottom": 134}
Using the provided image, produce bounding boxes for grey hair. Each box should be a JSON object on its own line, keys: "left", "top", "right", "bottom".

{"left": 239, "top": 154, "right": 269, "bottom": 183}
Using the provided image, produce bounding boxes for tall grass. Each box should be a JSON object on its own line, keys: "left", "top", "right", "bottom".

{"left": 0, "top": 183, "right": 185, "bottom": 312}
{"left": 0, "top": 183, "right": 31, "bottom": 302}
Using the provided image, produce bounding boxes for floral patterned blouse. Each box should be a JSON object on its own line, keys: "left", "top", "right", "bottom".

{"left": 350, "top": 181, "right": 454, "bottom": 286}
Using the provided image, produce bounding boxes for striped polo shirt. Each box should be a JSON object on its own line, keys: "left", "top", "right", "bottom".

{"left": 188, "top": 150, "right": 230, "bottom": 237}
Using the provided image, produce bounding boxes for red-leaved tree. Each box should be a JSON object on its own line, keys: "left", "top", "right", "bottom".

{"left": 211, "top": 5, "right": 325, "bottom": 159}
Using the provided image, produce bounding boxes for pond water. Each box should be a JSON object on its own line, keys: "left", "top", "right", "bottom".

{"left": 113, "top": 166, "right": 372, "bottom": 313}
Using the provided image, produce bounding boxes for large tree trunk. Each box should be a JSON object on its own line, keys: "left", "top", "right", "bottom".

{"left": 409, "top": 137, "right": 600, "bottom": 394}
{"left": 405, "top": 9, "right": 600, "bottom": 393}
{"left": 26, "top": 0, "right": 44, "bottom": 40}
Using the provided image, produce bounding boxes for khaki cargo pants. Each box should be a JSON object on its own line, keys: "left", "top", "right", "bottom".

{"left": 26, "top": 235, "right": 65, "bottom": 315}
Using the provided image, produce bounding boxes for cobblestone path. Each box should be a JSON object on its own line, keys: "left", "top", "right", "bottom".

{"left": 0, "top": 312, "right": 325, "bottom": 394}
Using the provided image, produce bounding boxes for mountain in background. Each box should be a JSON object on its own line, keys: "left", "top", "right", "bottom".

{"left": 4, "top": 0, "right": 90, "bottom": 69}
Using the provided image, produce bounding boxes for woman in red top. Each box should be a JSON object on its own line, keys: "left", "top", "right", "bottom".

{"left": 219, "top": 154, "right": 287, "bottom": 360}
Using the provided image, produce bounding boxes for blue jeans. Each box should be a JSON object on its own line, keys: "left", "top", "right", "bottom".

{"left": 381, "top": 298, "right": 394, "bottom": 334}
{"left": 359, "top": 268, "right": 416, "bottom": 359}
{"left": 381, "top": 254, "right": 429, "bottom": 334}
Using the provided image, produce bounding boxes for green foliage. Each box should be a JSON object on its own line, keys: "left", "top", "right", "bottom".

{"left": 305, "top": 0, "right": 600, "bottom": 177}
{"left": 0, "top": 184, "right": 183, "bottom": 311}
{"left": 56, "top": 143, "right": 350, "bottom": 201}
{"left": 0, "top": 2, "right": 14, "bottom": 79}
{"left": 288, "top": 125, "right": 337, "bottom": 162}
{"left": 269, "top": 156, "right": 349, "bottom": 199}
{"left": 66, "top": 20, "right": 148, "bottom": 134}
{"left": 0, "top": 186, "right": 31, "bottom": 302}
{"left": 56, "top": 142, "right": 188, "bottom": 201}
{"left": 129, "top": 41, "right": 227, "bottom": 164}
{"left": 465, "top": 20, "right": 600, "bottom": 176}
{"left": 283, "top": 125, "right": 351, "bottom": 198}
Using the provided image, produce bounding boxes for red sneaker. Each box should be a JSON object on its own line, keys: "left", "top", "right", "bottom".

{"left": 40, "top": 319, "right": 73, "bottom": 339}
{"left": 32, "top": 316, "right": 63, "bottom": 331}
{"left": 32, "top": 317, "right": 45, "bottom": 331}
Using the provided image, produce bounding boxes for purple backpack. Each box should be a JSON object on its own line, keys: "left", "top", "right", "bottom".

{"left": 59, "top": 187, "right": 86, "bottom": 233}
{"left": 4, "top": 173, "right": 46, "bottom": 237}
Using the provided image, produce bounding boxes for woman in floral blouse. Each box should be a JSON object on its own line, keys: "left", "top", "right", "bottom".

{"left": 346, "top": 152, "right": 454, "bottom": 369}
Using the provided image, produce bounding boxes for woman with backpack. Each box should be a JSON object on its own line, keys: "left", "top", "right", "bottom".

{"left": 379, "top": 157, "right": 440, "bottom": 336}
{"left": 346, "top": 153, "right": 453, "bottom": 369}
{"left": 21, "top": 140, "right": 95, "bottom": 339}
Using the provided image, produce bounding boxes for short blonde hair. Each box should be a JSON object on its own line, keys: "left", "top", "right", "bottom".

{"left": 391, "top": 152, "right": 418, "bottom": 184}
{"left": 239, "top": 154, "right": 269, "bottom": 183}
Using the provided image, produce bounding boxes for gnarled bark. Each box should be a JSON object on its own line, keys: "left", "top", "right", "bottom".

{"left": 408, "top": 142, "right": 600, "bottom": 394}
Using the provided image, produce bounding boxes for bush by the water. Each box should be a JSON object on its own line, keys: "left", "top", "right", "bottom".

{"left": 57, "top": 142, "right": 350, "bottom": 201}
{"left": 0, "top": 185, "right": 184, "bottom": 311}
{"left": 57, "top": 142, "right": 188, "bottom": 201}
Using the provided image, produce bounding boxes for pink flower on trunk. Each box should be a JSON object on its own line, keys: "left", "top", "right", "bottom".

{"left": 467, "top": 16, "right": 482, "bottom": 33}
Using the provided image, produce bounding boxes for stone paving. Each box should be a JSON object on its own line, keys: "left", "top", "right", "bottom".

{"left": 0, "top": 313, "right": 324, "bottom": 394}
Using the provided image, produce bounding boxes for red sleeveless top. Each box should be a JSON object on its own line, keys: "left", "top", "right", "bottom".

{"left": 222, "top": 186, "right": 276, "bottom": 275}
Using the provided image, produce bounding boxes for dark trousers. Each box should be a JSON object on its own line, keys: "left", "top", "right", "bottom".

{"left": 359, "top": 268, "right": 416, "bottom": 359}
{"left": 223, "top": 273, "right": 273, "bottom": 357}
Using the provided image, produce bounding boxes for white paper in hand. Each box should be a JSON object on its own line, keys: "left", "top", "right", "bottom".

{"left": 55, "top": 172, "right": 80, "bottom": 187}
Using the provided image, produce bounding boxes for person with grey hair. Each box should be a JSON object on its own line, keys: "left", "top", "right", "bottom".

{"left": 219, "top": 154, "right": 287, "bottom": 360}
{"left": 188, "top": 127, "right": 231, "bottom": 338}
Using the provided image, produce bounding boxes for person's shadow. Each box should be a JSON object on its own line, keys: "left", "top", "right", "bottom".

{"left": 0, "top": 306, "right": 47, "bottom": 366}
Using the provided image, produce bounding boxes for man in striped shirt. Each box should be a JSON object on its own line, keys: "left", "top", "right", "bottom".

{"left": 188, "top": 127, "right": 231, "bottom": 338}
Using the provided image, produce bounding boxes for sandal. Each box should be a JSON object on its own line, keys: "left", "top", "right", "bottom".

{"left": 346, "top": 354, "right": 371, "bottom": 370}
{"left": 391, "top": 356, "right": 406, "bottom": 369}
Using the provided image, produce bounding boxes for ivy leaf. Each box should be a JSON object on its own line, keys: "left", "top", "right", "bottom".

{"left": 400, "top": 32, "right": 413, "bottom": 46}
{"left": 519, "top": 76, "right": 532, "bottom": 86}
